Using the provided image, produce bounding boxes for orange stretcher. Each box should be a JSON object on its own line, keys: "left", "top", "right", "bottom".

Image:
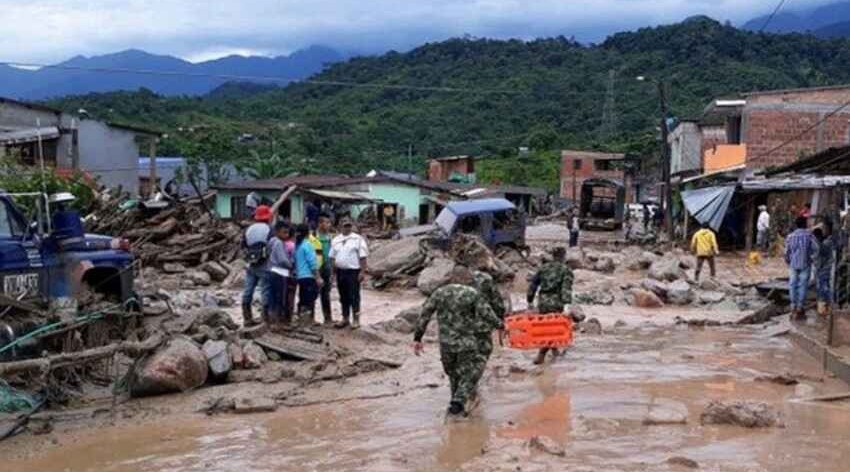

{"left": 504, "top": 312, "right": 574, "bottom": 350}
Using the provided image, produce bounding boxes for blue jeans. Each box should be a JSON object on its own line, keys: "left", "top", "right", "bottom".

{"left": 788, "top": 266, "right": 811, "bottom": 310}
{"left": 816, "top": 269, "right": 832, "bottom": 303}
{"left": 242, "top": 265, "right": 270, "bottom": 307}
{"left": 266, "top": 272, "right": 289, "bottom": 319}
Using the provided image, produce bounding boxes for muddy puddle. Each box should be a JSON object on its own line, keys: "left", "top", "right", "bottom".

{"left": 5, "top": 326, "right": 850, "bottom": 472}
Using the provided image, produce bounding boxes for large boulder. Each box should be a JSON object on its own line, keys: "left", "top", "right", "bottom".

{"left": 648, "top": 258, "right": 686, "bottom": 282}
{"left": 698, "top": 277, "right": 743, "bottom": 296}
{"left": 592, "top": 257, "right": 616, "bottom": 273}
{"left": 191, "top": 308, "right": 238, "bottom": 331}
{"left": 574, "top": 290, "right": 615, "bottom": 306}
{"left": 629, "top": 288, "right": 664, "bottom": 308}
{"left": 564, "top": 249, "right": 584, "bottom": 270}
{"left": 201, "top": 261, "right": 230, "bottom": 282}
{"left": 130, "top": 337, "right": 208, "bottom": 397}
{"left": 203, "top": 340, "right": 232, "bottom": 379}
{"left": 641, "top": 279, "right": 670, "bottom": 299}
{"left": 698, "top": 291, "right": 726, "bottom": 304}
{"left": 417, "top": 258, "right": 457, "bottom": 295}
{"left": 243, "top": 342, "right": 268, "bottom": 369}
{"left": 187, "top": 271, "right": 212, "bottom": 286}
{"left": 700, "top": 400, "right": 784, "bottom": 428}
{"left": 369, "top": 237, "right": 425, "bottom": 276}
{"left": 667, "top": 280, "right": 694, "bottom": 305}
{"left": 450, "top": 234, "right": 513, "bottom": 281}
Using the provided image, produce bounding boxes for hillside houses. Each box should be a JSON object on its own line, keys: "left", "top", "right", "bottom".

{"left": 213, "top": 171, "right": 544, "bottom": 226}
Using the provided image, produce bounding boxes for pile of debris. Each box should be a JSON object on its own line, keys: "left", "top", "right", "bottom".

{"left": 89, "top": 193, "right": 242, "bottom": 270}
{"left": 369, "top": 233, "right": 515, "bottom": 293}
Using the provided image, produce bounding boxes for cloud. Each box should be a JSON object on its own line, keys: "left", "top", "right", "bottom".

{"left": 0, "top": 0, "right": 837, "bottom": 63}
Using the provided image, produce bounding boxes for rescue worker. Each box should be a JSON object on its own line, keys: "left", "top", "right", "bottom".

{"left": 527, "top": 246, "right": 574, "bottom": 365}
{"left": 473, "top": 271, "right": 507, "bottom": 320}
{"left": 413, "top": 273, "right": 504, "bottom": 417}
{"left": 242, "top": 205, "right": 273, "bottom": 327}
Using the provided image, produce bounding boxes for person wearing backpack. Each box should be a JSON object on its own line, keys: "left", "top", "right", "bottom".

{"left": 242, "top": 205, "right": 273, "bottom": 327}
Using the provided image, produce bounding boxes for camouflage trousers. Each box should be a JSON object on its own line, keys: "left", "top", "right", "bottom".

{"left": 439, "top": 336, "right": 493, "bottom": 407}
{"left": 537, "top": 299, "right": 564, "bottom": 314}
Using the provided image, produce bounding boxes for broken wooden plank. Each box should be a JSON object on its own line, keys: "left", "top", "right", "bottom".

{"left": 255, "top": 335, "right": 327, "bottom": 361}
{"left": 357, "top": 356, "right": 403, "bottom": 369}
{"left": 0, "top": 332, "right": 163, "bottom": 377}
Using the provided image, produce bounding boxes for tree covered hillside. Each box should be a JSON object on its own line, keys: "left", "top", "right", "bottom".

{"left": 46, "top": 17, "right": 850, "bottom": 190}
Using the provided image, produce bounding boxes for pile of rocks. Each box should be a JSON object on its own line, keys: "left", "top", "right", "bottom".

{"left": 369, "top": 233, "right": 515, "bottom": 294}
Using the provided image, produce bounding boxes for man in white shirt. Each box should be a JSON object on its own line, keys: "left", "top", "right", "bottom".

{"left": 757, "top": 205, "right": 771, "bottom": 253}
{"left": 329, "top": 218, "right": 369, "bottom": 329}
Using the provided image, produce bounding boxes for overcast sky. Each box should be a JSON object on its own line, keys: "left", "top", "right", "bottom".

{"left": 0, "top": 0, "right": 836, "bottom": 64}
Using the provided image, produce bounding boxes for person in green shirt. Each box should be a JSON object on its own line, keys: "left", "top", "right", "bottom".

{"left": 316, "top": 214, "right": 334, "bottom": 325}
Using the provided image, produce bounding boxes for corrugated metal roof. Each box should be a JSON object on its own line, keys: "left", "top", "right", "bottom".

{"left": 446, "top": 198, "right": 515, "bottom": 216}
{"left": 740, "top": 175, "right": 850, "bottom": 192}
{"left": 302, "top": 188, "right": 382, "bottom": 202}
{"left": 0, "top": 126, "right": 60, "bottom": 144}
{"left": 681, "top": 186, "right": 735, "bottom": 231}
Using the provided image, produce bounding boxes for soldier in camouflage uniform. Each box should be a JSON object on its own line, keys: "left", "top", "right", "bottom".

{"left": 413, "top": 273, "right": 504, "bottom": 416}
{"left": 527, "top": 246, "right": 574, "bottom": 365}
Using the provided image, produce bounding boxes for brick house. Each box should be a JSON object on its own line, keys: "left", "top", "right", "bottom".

{"left": 427, "top": 155, "right": 475, "bottom": 183}
{"left": 695, "top": 85, "right": 850, "bottom": 173}
{"left": 560, "top": 150, "right": 633, "bottom": 202}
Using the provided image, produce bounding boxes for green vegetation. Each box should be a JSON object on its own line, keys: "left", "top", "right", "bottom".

{"left": 45, "top": 17, "right": 850, "bottom": 187}
{"left": 0, "top": 155, "right": 97, "bottom": 213}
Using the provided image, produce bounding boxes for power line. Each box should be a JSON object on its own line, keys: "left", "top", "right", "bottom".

{"left": 0, "top": 60, "right": 618, "bottom": 99}
{"left": 759, "top": 0, "right": 789, "bottom": 32}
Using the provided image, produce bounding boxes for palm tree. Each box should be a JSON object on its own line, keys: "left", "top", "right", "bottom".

{"left": 239, "top": 150, "right": 294, "bottom": 180}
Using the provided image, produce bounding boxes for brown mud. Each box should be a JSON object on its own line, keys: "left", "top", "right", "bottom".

{"left": 3, "top": 322, "right": 850, "bottom": 472}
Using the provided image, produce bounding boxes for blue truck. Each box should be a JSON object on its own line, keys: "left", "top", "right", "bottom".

{"left": 433, "top": 198, "right": 526, "bottom": 248}
{"left": 0, "top": 192, "right": 136, "bottom": 316}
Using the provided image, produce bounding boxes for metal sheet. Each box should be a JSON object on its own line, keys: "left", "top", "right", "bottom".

{"left": 302, "top": 188, "right": 381, "bottom": 202}
{"left": 681, "top": 186, "right": 735, "bottom": 231}
{"left": 0, "top": 126, "right": 60, "bottom": 145}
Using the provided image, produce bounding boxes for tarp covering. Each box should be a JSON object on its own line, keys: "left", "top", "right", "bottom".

{"left": 681, "top": 186, "right": 735, "bottom": 231}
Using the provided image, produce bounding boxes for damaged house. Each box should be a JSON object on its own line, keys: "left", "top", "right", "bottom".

{"left": 0, "top": 97, "right": 161, "bottom": 194}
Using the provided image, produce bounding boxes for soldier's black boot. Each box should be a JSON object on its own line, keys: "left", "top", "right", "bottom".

{"left": 447, "top": 402, "right": 464, "bottom": 416}
{"left": 533, "top": 348, "right": 548, "bottom": 365}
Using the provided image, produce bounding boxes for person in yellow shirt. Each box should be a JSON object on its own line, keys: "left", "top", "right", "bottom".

{"left": 691, "top": 221, "right": 719, "bottom": 281}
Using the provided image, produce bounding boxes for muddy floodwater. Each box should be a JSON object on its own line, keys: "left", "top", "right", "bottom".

{"left": 5, "top": 324, "right": 850, "bottom": 472}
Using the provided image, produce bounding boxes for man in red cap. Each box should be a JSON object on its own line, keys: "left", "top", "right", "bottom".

{"left": 241, "top": 205, "right": 273, "bottom": 326}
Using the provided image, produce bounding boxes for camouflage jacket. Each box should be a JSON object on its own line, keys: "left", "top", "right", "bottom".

{"left": 414, "top": 284, "right": 504, "bottom": 352}
{"left": 527, "top": 261, "right": 573, "bottom": 313}
{"left": 473, "top": 271, "right": 507, "bottom": 319}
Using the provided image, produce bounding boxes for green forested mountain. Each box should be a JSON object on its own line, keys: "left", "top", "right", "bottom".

{"left": 46, "top": 17, "right": 850, "bottom": 190}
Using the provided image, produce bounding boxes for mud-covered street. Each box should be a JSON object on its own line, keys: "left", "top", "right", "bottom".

{"left": 1, "top": 227, "right": 849, "bottom": 471}
{"left": 4, "top": 320, "right": 850, "bottom": 472}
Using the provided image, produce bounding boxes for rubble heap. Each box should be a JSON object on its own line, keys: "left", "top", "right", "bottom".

{"left": 89, "top": 194, "right": 242, "bottom": 270}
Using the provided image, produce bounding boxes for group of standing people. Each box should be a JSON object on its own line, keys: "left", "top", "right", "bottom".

{"left": 785, "top": 214, "right": 836, "bottom": 320}
{"left": 242, "top": 204, "right": 370, "bottom": 329}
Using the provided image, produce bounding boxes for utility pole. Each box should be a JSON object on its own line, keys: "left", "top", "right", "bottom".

{"left": 657, "top": 81, "right": 674, "bottom": 240}
{"left": 407, "top": 143, "right": 413, "bottom": 173}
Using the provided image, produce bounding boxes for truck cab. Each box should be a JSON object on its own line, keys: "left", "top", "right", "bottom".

{"left": 0, "top": 192, "right": 135, "bottom": 311}
{"left": 434, "top": 198, "right": 526, "bottom": 248}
